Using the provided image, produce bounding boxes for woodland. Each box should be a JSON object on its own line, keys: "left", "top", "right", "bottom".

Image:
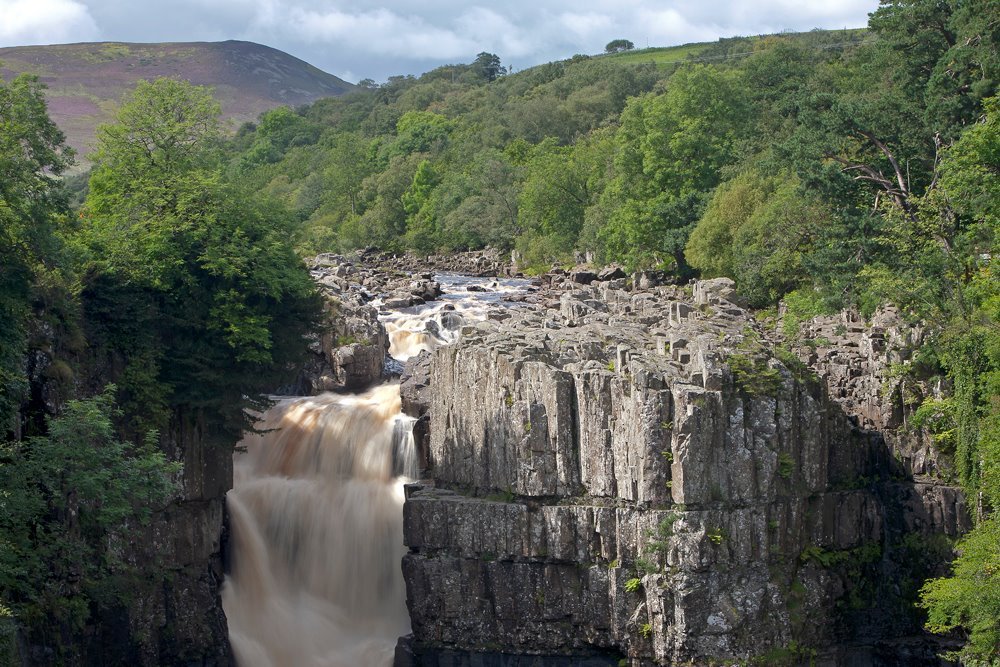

{"left": 0, "top": 0, "right": 997, "bottom": 662}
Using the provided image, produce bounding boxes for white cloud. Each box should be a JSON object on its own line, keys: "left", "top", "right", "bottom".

{"left": 0, "top": 0, "right": 99, "bottom": 45}
{"left": 636, "top": 8, "right": 720, "bottom": 45}
{"left": 1, "top": 0, "right": 878, "bottom": 80}
{"left": 558, "top": 11, "right": 614, "bottom": 40}
{"left": 284, "top": 6, "right": 474, "bottom": 59}
{"left": 454, "top": 7, "right": 534, "bottom": 57}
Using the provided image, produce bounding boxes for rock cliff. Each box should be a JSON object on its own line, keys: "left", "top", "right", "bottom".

{"left": 104, "top": 411, "right": 232, "bottom": 665}
{"left": 398, "top": 276, "right": 969, "bottom": 665}
{"left": 16, "top": 324, "right": 232, "bottom": 665}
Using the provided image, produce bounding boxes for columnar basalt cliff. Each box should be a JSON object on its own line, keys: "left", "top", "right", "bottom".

{"left": 21, "top": 254, "right": 965, "bottom": 664}
{"left": 398, "top": 277, "right": 969, "bottom": 665}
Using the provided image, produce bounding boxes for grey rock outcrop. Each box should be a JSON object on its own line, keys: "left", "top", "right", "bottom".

{"left": 300, "top": 255, "right": 393, "bottom": 392}
{"left": 355, "top": 247, "right": 513, "bottom": 277}
{"left": 112, "top": 411, "right": 232, "bottom": 665}
{"left": 43, "top": 409, "right": 234, "bottom": 666}
{"left": 400, "top": 279, "right": 968, "bottom": 665}
{"left": 787, "top": 306, "right": 945, "bottom": 479}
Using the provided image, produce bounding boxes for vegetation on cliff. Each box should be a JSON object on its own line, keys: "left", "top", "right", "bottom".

{"left": 0, "top": 73, "right": 73, "bottom": 435}
{"left": 0, "top": 75, "right": 321, "bottom": 658}
{"left": 0, "top": 389, "right": 178, "bottom": 656}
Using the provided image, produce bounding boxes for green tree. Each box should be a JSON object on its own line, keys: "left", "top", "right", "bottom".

{"left": 387, "top": 110, "right": 454, "bottom": 158}
{"left": 605, "top": 39, "right": 635, "bottom": 53}
{"left": 789, "top": 0, "right": 996, "bottom": 228}
{"left": 0, "top": 73, "right": 73, "bottom": 433}
{"left": 239, "top": 106, "right": 320, "bottom": 170}
{"left": 0, "top": 388, "right": 179, "bottom": 653}
{"left": 903, "top": 97, "right": 1000, "bottom": 664}
{"left": 298, "top": 131, "right": 375, "bottom": 253}
{"left": 91, "top": 79, "right": 221, "bottom": 201}
{"left": 436, "top": 150, "right": 521, "bottom": 250}
{"left": 473, "top": 52, "right": 504, "bottom": 82}
{"left": 597, "top": 65, "right": 752, "bottom": 270}
{"left": 686, "top": 169, "right": 827, "bottom": 306}
{"left": 80, "top": 78, "right": 321, "bottom": 438}
{"left": 869, "top": 0, "right": 998, "bottom": 143}
{"left": 517, "top": 131, "right": 613, "bottom": 268}
{"left": 685, "top": 170, "right": 769, "bottom": 278}
{"left": 919, "top": 516, "right": 1000, "bottom": 664}
{"left": 403, "top": 159, "right": 442, "bottom": 252}
{"left": 939, "top": 95, "right": 1000, "bottom": 230}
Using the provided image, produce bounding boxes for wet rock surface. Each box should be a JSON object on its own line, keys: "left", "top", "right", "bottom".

{"left": 68, "top": 411, "right": 234, "bottom": 666}
{"left": 298, "top": 256, "right": 407, "bottom": 391}
{"left": 398, "top": 273, "right": 969, "bottom": 665}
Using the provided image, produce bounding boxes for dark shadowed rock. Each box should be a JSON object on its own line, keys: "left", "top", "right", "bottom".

{"left": 597, "top": 266, "right": 627, "bottom": 281}
{"left": 634, "top": 270, "right": 668, "bottom": 290}
{"left": 569, "top": 270, "right": 598, "bottom": 285}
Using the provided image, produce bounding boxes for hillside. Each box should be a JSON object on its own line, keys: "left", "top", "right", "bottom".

{"left": 0, "top": 40, "right": 355, "bottom": 157}
{"left": 597, "top": 28, "right": 869, "bottom": 68}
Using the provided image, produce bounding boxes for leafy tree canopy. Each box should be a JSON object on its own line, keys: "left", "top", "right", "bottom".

{"left": 473, "top": 52, "right": 505, "bottom": 82}
{"left": 0, "top": 388, "right": 179, "bottom": 652}
{"left": 80, "top": 78, "right": 321, "bottom": 438}
{"left": 605, "top": 39, "right": 635, "bottom": 53}
{"left": 0, "top": 73, "right": 73, "bottom": 433}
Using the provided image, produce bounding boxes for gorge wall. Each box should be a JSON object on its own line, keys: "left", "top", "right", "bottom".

{"left": 18, "top": 330, "right": 232, "bottom": 665}
{"left": 103, "top": 411, "right": 232, "bottom": 665}
{"left": 397, "top": 275, "right": 969, "bottom": 665}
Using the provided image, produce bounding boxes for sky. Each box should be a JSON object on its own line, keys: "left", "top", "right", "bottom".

{"left": 0, "top": 0, "right": 879, "bottom": 83}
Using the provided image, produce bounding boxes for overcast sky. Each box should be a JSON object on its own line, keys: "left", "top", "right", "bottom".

{"left": 0, "top": 0, "right": 878, "bottom": 83}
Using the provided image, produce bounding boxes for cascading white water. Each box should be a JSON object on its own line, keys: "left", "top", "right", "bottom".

{"left": 380, "top": 301, "right": 467, "bottom": 361}
{"left": 222, "top": 386, "right": 416, "bottom": 667}
{"left": 377, "top": 274, "right": 529, "bottom": 360}
{"left": 223, "top": 273, "right": 528, "bottom": 666}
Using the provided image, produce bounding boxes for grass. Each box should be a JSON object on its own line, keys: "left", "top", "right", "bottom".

{"left": 729, "top": 351, "right": 784, "bottom": 397}
{"left": 777, "top": 453, "right": 795, "bottom": 480}
{"left": 600, "top": 29, "right": 870, "bottom": 70}
{"left": 601, "top": 42, "right": 712, "bottom": 67}
{"left": 334, "top": 334, "right": 360, "bottom": 346}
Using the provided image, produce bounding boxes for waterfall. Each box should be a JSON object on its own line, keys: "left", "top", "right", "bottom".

{"left": 381, "top": 301, "right": 466, "bottom": 361}
{"left": 222, "top": 272, "right": 528, "bottom": 665}
{"left": 222, "top": 385, "right": 416, "bottom": 667}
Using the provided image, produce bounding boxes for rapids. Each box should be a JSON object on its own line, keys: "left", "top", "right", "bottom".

{"left": 377, "top": 273, "right": 529, "bottom": 360}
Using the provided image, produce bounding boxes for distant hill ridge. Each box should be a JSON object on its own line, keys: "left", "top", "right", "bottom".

{"left": 0, "top": 40, "right": 355, "bottom": 158}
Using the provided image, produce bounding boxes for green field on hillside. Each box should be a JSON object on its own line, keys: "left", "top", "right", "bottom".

{"left": 601, "top": 42, "right": 712, "bottom": 66}
{"left": 600, "top": 29, "right": 870, "bottom": 68}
